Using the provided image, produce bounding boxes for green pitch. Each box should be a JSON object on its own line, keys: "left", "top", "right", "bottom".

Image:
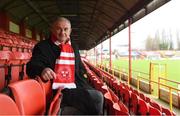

{"left": 102, "top": 59, "right": 180, "bottom": 89}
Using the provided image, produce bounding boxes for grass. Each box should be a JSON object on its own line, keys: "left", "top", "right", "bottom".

{"left": 102, "top": 59, "right": 180, "bottom": 89}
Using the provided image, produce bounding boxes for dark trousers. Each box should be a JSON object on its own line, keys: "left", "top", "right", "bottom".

{"left": 59, "top": 88, "right": 104, "bottom": 115}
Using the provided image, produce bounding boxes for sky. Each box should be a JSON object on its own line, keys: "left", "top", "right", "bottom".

{"left": 95, "top": 0, "right": 180, "bottom": 52}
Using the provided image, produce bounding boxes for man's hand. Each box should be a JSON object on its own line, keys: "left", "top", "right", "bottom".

{"left": 41, "top": 68, "right": 56, "bottom": 81}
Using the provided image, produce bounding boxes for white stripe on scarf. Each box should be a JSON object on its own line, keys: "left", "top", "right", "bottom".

{"left": 60, "top": 52, "right": 75, "bottom": 57}
{"left": 55, "top": 59, "right": 75, "bottom": 65}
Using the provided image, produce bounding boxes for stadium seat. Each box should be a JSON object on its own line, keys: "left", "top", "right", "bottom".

{"left": 145, "top": 96, "right": 151, "bottom": 103}
{"left": 133, "top": 89, "right": 140, "bottom": 96}
{"left": 122, "top": 87, "right": 131, "bottom": 108}
{"left": 0, "top": 50, "right": 13, "bottom": 60}
{"left": 48, "top": 88, "right": 63, "bottom": 115}
{"left": 148, "top": 105, "right": 161, "bottom": 115}
{"left": 118, "top": 101, "right": 129, "bottom": 115}
{"left": 104, "top": 91, "right": 114, "bottom": 115}
{"left": 112, "top": 80, "right": 119, "bottom": 94}
{"left": 0, "top": 94, "right": 20, "bottom": 115}
{"left": 139, "top": 92, "right": 146, "bottom": 101}
{"left": 37, "top": 76, "right": 53, "bottom": 109}
{"left": 8, "top": 52, "right": 21, "bottom": 83}
{"left": 0, "top": 51, "right": 13, "bottom": 90}
{"left": 8, "top": 79, "right": 46, "bottom": 115}
{"left": 113, "top": 103, "right": 129, "bottom": 115}
{"left": 94, "top": 80, "right": 104, "bottom": 92}
{"left": 150, "top": 101, "right": 162, "bottom": 111}
{"left": 100, "top": 85, "right": 109, "bottom": 94}
{"left": 130, "top": 92, "right": 139, "bottom": 114}
{"left": 162, "top": 107, "right": 175, "bottom": 116}
{"left": 138, "top": 98, "right": 149, "bottom": 115}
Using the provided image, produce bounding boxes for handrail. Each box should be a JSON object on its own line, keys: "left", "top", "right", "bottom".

{"left": 159, "top": 77, "right": 180, "bottom": 85}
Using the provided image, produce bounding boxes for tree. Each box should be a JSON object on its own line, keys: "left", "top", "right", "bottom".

{"left": 145, "top": 29, "right": 174, "bottom": 50}
{"left": 176, "top": 31, "right": 180, "bottom": 50}
{"left": 154, "top": 30, "right": 160, "bottom": 50}
{"left": 145, "top": 35, "right": 154, "bottom": 51}
{"left": 168, "top": 30, "right": 173, "bottom": 50}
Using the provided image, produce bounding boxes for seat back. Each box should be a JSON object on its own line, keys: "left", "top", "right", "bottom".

{"left": 162, "top": 107, "right": 175, "bottom": 116}
{"left": 0, "top": 51, "right": 13, "bottom": 90}
{"left": 138, "top": 98, "right": 148, "bottom": 115}
{"left": 104, "top": 91, "right": 114, "bottom": 114}
{"left": 0, "top": 51, "right": 13, "bottom": 60}
{"left": 139, "top": 92, "right": 146, "bottom": 101}
{"left": 10, "top": 52, "right": 24, "bottom": 82}
{"left": 149, "top": 105, "right": 161, "bottom": 115}
{"left": 150, "top": 101, "right": 162, "bottom": 111}
{"left": 8, "top": 79, "right": 46, "bottom": 115}
{"left": 37, "top": 76, "right": 53, "bottom": 107}
{"left": 118, "top": 101, "right": 129, "bottom": 115}
{"left": 0, "top": 94, "right": 20, "bottom": 115}
{"left": 130, "top": 92, "right": 139, "bottom": 114}
{"left": 48, "top": 88, "right": 62, "bottom": 115}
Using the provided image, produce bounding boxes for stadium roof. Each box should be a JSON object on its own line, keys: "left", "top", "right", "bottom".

{"left": 0, "top": 0, "right": 170, "bottom": 50}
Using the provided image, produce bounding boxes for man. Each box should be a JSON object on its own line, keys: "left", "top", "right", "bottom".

{"left": 26, "top": 17, "right": 103, "bottom": 115}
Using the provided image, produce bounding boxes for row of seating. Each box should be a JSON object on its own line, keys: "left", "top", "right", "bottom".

{"left": 0, "top": 79, "right": 61, "bottom": 115}
{"left": 0, "top": 29, "right": 36, "bottom": 49}
{"left": 100, "top": 68, "right": 175, "bottom": 115}
{"left": 0, "top": 51, "right": 31, "bottom": 91}
{"left": 83, "top": 60, "right": 176, "bottom": 116}
{"left": 82, "top": 60, "right": 129, "bottom": 115}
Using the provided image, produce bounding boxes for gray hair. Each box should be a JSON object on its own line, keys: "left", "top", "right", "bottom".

{"left": 51, "top": 17, "right": 71, "bottom": 28}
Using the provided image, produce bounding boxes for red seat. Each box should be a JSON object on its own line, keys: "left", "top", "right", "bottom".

{"left": 0, "top": 94, "right": 20, "bottom": 115}
{"left": 112, "top": 80, "right": 119, "bottom": 94}
{"left": 0, "top": 51, "right": 13, "bottom": 60}
{"left": 37, "top": 76, "right": 53, "bottom": 108}
{"left": 109, "top": 89, "right": 119, "bottom": 103}
{"left": 149, "top": 105, "right": 161, "bottom": 115}
{"left": 139, "top": 92, "right": 146, "bottom": 101}
{"left": 118, "top": 101, "right": 129, "bottom": 115}
{"left": 104, "top": 91, "right": 114, "bottom": 115}
{"left": 138, "top": 98, "right": 148, "bottom": 115}
{"left": 122, "top": 87, "right": 131, "bottom": 108}
{"left": 94, "top": 80, "right": 104, "bottom": 92}
{"left": 10, "top": 51, "right": 30, "bottom": 81}
{"left": 0, "top": 51, "right": 13, "bottom": 90}
{"left": 130, "top": 92, "right": 139, "bottom": 114}
{"left": 48, "top": 88, "right": 63, "bottom": 115}
{"left": 150, "top": 101, "right": 162, "bottom": 111}
{"left": 8, "top": 52, "right": 21, "bottom": 83}
{"left": 100, "top": 85, "right": 109, "bottom": 94}
{"left": 133, "top": 89, "right": 140, "bottom": 96}
{"left": 162, "top": 107, "right": 175, "bottom": 116}
{"left": 8, "top": 79, "right": 46, "bottom": 115}
{"left": 113, "top": 103, "right": 129, "bottom": 115}
{"left": 145, "top": 96, "right": 151, "bottom": 103}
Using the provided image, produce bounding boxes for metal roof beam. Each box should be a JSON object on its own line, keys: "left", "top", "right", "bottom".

{"left": 25, "top": 0, "right": 50, "bottom": 26}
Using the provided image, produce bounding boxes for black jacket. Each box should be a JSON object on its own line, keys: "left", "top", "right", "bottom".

{"left": 26, "top": 39, "right": 91, "bottom": 89}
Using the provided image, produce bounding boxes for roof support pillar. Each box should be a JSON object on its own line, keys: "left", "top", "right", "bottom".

{"left": 128, "top": 18, "right": 132, "bottom": 85}
{"left": 32, "top": 27, "right": 37, "bottom": 40}
{"left": 0, "top": 11, "right": 9, "bottom": 31}
{"left": 101, "top": 42, "right": 103, "bottom": 65}
{"left": 19, "top": 20, "right": 26, "bottom": 37}
{"left": 109, "top": 32, "right": 112, "bottom": 70}
{"left": 94, "top": 47, "right": 96, "bottom": 66}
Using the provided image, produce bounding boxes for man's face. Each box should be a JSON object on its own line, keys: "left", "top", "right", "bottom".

{"left": 51, "top": 20, "right": 71, "bottom": 43}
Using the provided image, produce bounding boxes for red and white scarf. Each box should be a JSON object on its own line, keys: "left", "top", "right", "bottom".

{"left": 51, "top": 35, "right": 76, "bottom": 89}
